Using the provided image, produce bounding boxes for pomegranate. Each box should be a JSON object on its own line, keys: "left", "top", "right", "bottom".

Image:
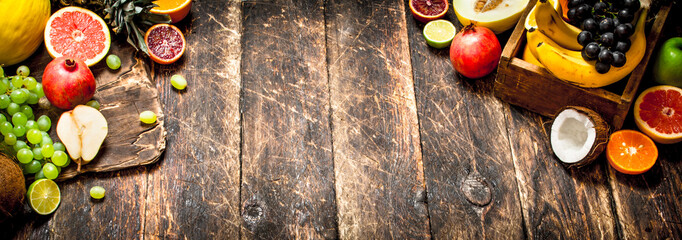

{"left": 449, "top": 24, "right": 502, "bottom": 79}
{"left": 42, "top": 57, "right": 96, "bottom": 110}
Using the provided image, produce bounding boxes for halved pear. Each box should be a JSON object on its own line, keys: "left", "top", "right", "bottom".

{"left": 56, "top": 111, "right": 82, "bottom": 160}
{"left": 56, "top": 105, "right": 108, "bottom": 166}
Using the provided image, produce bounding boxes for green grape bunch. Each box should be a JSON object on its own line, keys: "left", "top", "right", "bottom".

{"left": 0, "top": 65, "right": 72, "bottom": 181}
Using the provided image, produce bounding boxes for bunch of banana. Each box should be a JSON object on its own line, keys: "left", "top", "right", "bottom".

{"left": 522, "top": 0, "right": 648, "bottom": 88}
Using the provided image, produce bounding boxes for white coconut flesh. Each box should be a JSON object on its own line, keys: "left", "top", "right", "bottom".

{"left": 550, "top": 108, "right": 597, "bottom": 164}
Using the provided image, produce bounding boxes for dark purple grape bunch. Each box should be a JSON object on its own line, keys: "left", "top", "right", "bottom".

{"left": 569, "top": 0, "right": 641, "bottom": 73}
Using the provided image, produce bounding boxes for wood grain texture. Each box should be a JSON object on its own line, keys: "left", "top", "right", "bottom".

{"left": 405, "top": 8, "right": 525, "bottom": 239}
{"left": 239, "top": 0, "right": 338, "bottom": 239}
{"left": 504, "top": 108, "right": 617, "bottom": 239}
{"left": 50, "top": 167, "right": 148, "bottom": 239}
{"left": 608, "top": 142, "right": 682, "bottom": 239}
{"left": 144, "top": 1, "right": 242, "bottom": 239}
{"left": 325, "top": 0, "right": 429, "bottom": 238}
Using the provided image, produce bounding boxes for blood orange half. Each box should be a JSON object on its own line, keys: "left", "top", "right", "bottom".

{"left": 44, "top": 7, "right": 111, "bottom": 67}
{"left": 634, "top": 85, "right": 682, "bottom": 144}
{"left": 409, "top": 0, "right": 449, "bottom": 23}
{"left": 145, "top": 24, "right": 186, "bottom": 65}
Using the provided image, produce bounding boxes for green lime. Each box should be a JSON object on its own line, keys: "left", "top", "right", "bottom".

{"left": 423, "top": 19, "right": 456, "bottom": 49}
{"left": 28, "top": 179, "right": 61, "bottom": 215}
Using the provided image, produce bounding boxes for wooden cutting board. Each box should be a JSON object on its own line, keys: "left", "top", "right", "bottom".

{"left": 21, "top": 41, "right": 166, "bottom": 181}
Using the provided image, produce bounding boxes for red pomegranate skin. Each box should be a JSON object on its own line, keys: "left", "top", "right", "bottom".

{"left": 42, "top": 57, "right": 96, "bottom": 110}
{"left": 449, "top": 25, "right": 502, "bottom": 79}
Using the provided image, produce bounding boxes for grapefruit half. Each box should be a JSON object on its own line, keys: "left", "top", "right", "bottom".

{"left": 44, "top": 7, "right": 111, "bottom": 67}
{"left": 634, "top": 85, "right": 682, "bottom": 144}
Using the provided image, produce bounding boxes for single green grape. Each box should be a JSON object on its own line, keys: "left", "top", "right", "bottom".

{"left": 51, "top": 150, "right": 68, "bottom": 167}
{"left": 0, "top": 80, "right": 7, "bottom": 94}
{"left": 42, "top": 163, "right": 58, "bottom": 180}
{"left": 170, "top": 74, "right": 187, "bottom": 90}
{"left": 24, "top": 160, "right": 42, "bottom": 174}
{"left": 4, "top": 132, "right": 16, "bottom": 145}
{"left": 41, "top": 143, "right": 54, "bottom": 158}
{"left": 12, "top": 112, "right": 27, "bottom": 126}
{"left": 13, "top": 140, "right": 28, "bottom": 152}
{"left": 106, "top": 55, "right": 121, "bottom": 70}
{"left": 13, "top": 125, "right": 26, "bottom": 137}
{"left": 33, "top": 83, "right": 44, "bottom": 98}
{"left": 0, "top": 121, "right": 13, "bottom": 136}
{"left": 10, "top": 89, "right": 27, "bottom": 104}
{"left": 37, "top": 115, "right": 51, "bottom": 132}
{"left": 53, "top": 142, "right": 66, "bottom": 152}
{"left": 41, "top": 135, "right": 52, "bottom": 146}
{"left": 23, "top": 76, "right": 37, "bottom": 90}
{"left": 41, "top": 131, "right": 49, "bottom": 138}
{"left": 11, "top": 76, "right": 23, "bottom": 88}
{"left": 26, "top": 92, "right": 39, "bottom": 104}
{"left": 7, "top": 102, "right": 20, "bottom": 115}
{"left": 1, "top": 78, "right": 9, "bottom": 88}
{"left": 0, "top": 95, "right": 11, "bottom": 109}
{"left": 0, "top": 114, "right": 6, "bottom": 123}
{"left": 86, "top": 100, "right": 100, "bottom": 110}
{"left": 34, "top": 169, "right": 46, "bottom": 180}
{"left": 32, "top": 147, "right": 43, "bottom": 160}
{"left": 26, "top": 129, "right": 42, "bottom": 144}
{"left": 16, "top": 65, "right": 30, "bottom": 77}
{"left": 139, "top": 111, "right": 157, "bottom": 124}
{"left": 20, "top": 105, "right": 33, "bottom": 119}
{"left": 90, "top": 186, "right": 106, "bottom": 199}
{"left": 25, "top": 120, "right": 37, "bottom": 130}
{"left": 17, "top": 148, "right": 33, "bottom": 164}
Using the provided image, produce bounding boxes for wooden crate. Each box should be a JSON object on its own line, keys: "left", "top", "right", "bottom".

{"left": 494, "top": 0, "right": 672, "bottom": 130}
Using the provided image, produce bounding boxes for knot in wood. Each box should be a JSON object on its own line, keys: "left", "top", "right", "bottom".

{"left": 243, "top": 200, "right": 265, "bottom": 225}
{"left": 461, "top": 172, "right": 492, "bottom": 207}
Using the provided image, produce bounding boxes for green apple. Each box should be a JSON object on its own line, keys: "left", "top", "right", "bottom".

{"left": 653, "top": 37, "right": 682, "bottom": 87}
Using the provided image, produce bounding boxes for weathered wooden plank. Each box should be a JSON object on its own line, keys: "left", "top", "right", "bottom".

{"left": 144, "top": 1, "right": 243, "bottom": 239}
{"left": 325, "top": 0, "right": 429, "bottom": 238}
{"left": 504, "top": 108, "right": 617, "bottom": 239}
{"left": 50, "top": 167, "right": 148, "bottom": 239}
{"left": 239, "top": 0, "right": 338, "bottom": 239}
{"left": 0, "top": 167, "right": 143, "bottom": 240}
{"left": 608, "top": 141, "right": 682, "bottom": 239}
{"left": 405, "top": 7, "right": 525, "bottom": 239}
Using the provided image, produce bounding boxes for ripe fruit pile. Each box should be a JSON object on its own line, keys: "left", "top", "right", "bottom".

{"left": 568, "top": 0, "right": 642, "bottom": 73}
{"left": 523, "top": 0, "right": 648, "bottom": 88}
{"left": 0, "top": 66, "right": 70, "bottom": 181}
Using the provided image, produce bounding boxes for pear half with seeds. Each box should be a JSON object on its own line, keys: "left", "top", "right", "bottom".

{"left": 57, "top": 105, "right": 108, "bottom": 167}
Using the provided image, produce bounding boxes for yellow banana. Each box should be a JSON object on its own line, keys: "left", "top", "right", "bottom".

{"left": 526, "top": 27, "right": 582, "bottom": 60}
{"left": 533, "top": 9, "right": 648, "bottom": 88}
{"left": 522, "top": 44, "right": 543, "bottom": 67}
{"left": 524, "top": 0, "right": 560, "bottom": 30}
{"left": 534, "top": 0, "right": 583, "bottom": 51}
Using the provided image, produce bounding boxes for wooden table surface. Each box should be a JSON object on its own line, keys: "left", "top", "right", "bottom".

{"left": 3, "top": 0, "right": 682, "bottom": 239}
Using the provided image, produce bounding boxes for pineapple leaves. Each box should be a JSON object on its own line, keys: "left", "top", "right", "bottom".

{"left": 105, "top": 0, "right": 171, "bottom": 55}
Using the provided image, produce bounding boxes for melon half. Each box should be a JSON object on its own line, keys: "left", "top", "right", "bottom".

{"left": 453, "top": 0, "right": 531, "bottom": 34}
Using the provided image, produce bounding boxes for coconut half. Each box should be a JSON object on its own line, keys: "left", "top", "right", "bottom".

{"left": 550, "top": 106, "right": 609, "bottom": 167}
